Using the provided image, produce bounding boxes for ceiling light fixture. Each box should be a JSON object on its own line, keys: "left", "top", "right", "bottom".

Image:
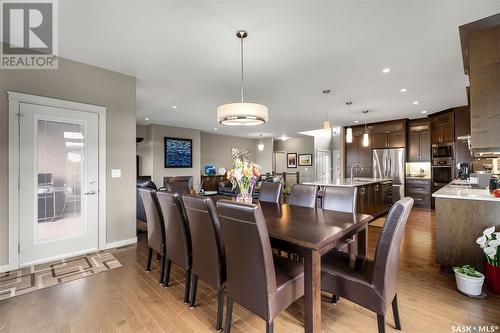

{"left": 412, "top": 101, "right": 420, "bottom": 105}
{"left": 214, "top": 127, "right": 218, "bottom": 131}
{"left": 217, "top": 30, "right": 268, "bottom": 126}
{"left": 362, "top": 110, "right": 370, "bottom": 147}
{"left": 171, "top": 105, "right": 177, "bottom": 109}
{"left": 400, "top": 88, "right": 408, "bottom": 93}
{"left": 322, "top": 89, "right": 331, "bottom": 129}
{"left": 345, "top": 101, "right": 353, "bottom": 143}
{"left": 421, "top": 110, "right": 428, "bottom": 114}
{"left": 257, "top": 134, "right": 265, "bottom": 151}
{"left": 280, "top": 135, "right": 289, "bottom": 141}
{"left": 145, "top": 117, "right": 150, "bottom": 121}
{"left": 382, "top": 68, "right": 391, "bottom": 73}
{"left": 354, "top": 120, "right": 359, "bottom": 123}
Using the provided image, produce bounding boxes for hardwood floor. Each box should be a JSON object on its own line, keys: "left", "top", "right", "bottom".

{"left": 1, "top": 208, "right": 499, "bottom": 332}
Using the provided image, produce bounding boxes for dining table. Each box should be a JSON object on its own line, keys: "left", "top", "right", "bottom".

{"left": 209, "top": 195, "right": 374, "bottom": 333}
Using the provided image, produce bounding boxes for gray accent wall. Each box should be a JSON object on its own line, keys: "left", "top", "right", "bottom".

{"left": 200, "top": 132, "right": 257, "bottom": 172}
{"left": 273, "top": 136, "right": 315, "bottom": 183}
{"left": 0, "top": 57, "right": 136, "bottom": 265}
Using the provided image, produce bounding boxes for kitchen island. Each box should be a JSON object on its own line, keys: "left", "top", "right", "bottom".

{"left": 304, "top": 178, "right": 393, "bottom": 218}
{"left": 433, "top": 183, "right": 500, "bottom": 272}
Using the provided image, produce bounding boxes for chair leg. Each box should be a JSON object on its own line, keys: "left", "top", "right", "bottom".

{"left": 392, "top": 294, "right": 402, "bottom": 330}
{"left": 184, "top": 269, "right": 191, "bottom": 304}
{"left": 189, "top": 274, "right": 198, "bottom": 309}
{"left": 216, "top": 288, "right": 224, "bottom": 331}
{"left": 164, "top": 259, "right": 171, "bottom": 287}
{"left": 331, "top": 294, "right": 339, "bottom": 304}
{"left": 266, "top": 320, "right": 274, "bottom": 333}
{"left": 146, "top": 248, "right": 153, "bottom": 272}
{"left": 377, "top": 315, "right": 385, "bottom": 333}
{"left": 159, "top": 255, "right": 166, "bottom": 285}
{"left": 224, "top": 297, "right": 233, "bottom": 333}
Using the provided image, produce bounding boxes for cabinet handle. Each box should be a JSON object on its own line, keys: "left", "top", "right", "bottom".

{"left": 414, "top": 198, "right": 423, "bottom": 201}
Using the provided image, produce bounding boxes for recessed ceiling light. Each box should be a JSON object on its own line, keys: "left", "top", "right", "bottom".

{"left": 400, "top": 88, "right": 408, "bottom": 93}
{"left": 421, "top": 110, "right": 428, "bottom": 114}
{"left": 145, "top": 117, "right": 150, "bottom": 121}
{"left": 354, "top": 120, "right": 359, "bottom": 123}
{"left": 382, "top": 68, "right": 391, "bottom": 73}
{"left": 214, "top": 127, "right": 218, "bottom": 131}
{"left": 280, "top": 135, "right": 289, "bottom": 141}
{"left": 412, "top": 101, "right": 419, "bottom": 105}
{"left": 171, "top": 105, "right": 177, "bottom": 109}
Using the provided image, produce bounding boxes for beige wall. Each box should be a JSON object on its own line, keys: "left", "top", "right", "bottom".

{"left": 149, "top": 124, "right": 201, "bottom": 187}
{"left": 273, "top": 136, "right": 315, "bottom": 183}
{"left": 200, "top": 132, "right": 257, "bottom": 172}
{"left": 0, "top": 58, "right": 136, "bottom": 265}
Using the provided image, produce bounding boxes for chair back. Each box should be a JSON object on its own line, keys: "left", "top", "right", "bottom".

{"left": 371, "top": 197, "right": 414, "bottom": 304}
{"left": 216, "top": 200, "right": 277, "bottom": 320}
{"left": 322, "top": 186, "right": 357, "bottom": 214}
{"left": 156, "top": 191, "right": 192, "bottom": 269}
{"left": 183, "top": 195, "right": 226, "bottom": 289}
{"left": 259, "top": 182, "right": 282, "bottom": 203}
{"left": 138, "top": 188, "right": 165, "bottom": 254}
{"left": 288, "top": 184, "right": 318, "bottom": 208}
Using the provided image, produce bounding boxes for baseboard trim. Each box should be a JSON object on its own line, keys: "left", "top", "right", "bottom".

{"left": 102, "top": 237, "right": 137, "bottom": 250}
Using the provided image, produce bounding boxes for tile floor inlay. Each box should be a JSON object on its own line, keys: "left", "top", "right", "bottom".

{"left": 0, "top": 252, "right": 122, "bottom": 300}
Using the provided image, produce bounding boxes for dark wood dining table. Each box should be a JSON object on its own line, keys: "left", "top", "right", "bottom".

{"left": 209, "top": 195, "right": 374, "bottom": 333}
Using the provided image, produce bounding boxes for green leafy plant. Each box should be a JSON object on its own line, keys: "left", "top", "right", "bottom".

{"left": 453, "top": 265, "right": 482, "bottom": 278}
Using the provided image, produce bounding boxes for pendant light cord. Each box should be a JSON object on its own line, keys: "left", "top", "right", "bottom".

{"left": 240, "top": 36, "right": 244, "bottom": 103}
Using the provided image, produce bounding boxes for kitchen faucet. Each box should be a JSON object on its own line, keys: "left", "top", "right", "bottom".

{"left": 350, "top": 162, "right": 364, "bottom": 182}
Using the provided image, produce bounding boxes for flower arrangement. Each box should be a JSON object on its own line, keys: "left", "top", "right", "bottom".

{"left": 226, "top": 158, "right": 261, "bottom": 203}
{"left": 476, "top": 226, "right": 500, "bottom": 267}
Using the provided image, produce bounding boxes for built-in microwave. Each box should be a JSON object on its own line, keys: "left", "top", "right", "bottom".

{"left": 432, "top": 144, "right": 453, "bottom": 159}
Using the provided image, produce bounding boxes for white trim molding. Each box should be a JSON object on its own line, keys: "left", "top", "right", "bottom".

{"left": 102, "top": 237, "right": 137, "bottom": 250}
{"left": 7, "top": 91, "right": 107, "bottom": 271}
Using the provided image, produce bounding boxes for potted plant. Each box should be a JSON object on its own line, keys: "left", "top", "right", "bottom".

{"left": 226, "top": 158, "right": 260, "bottom": 203}
{"left": 476, "top": 226, "right": 500, "bottom": 294}
{"left": 453, "top": 265, "right": 484, "bottom": 296}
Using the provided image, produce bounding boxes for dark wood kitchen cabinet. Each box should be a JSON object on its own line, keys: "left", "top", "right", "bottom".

{"left": 408, "top": 119, "right": 431, "bottom": 162}
{"left": 345, "top": 125, "right": 372, "bottom": 177}
{"left": 430, "top": 111, "right": 454, "bottom": 144}
{"left": 406, "top": 178, "right": 431, "bottom": 208}
{"left": 355, "top": 180, "right": 393, "bottom": 217}
{"left": 370, "top": 120, "right": 407, "bottom": 148}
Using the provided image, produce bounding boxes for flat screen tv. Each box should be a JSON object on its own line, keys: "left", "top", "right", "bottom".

{"left": 164, "top": 137, "right": 193, "bottom": 168}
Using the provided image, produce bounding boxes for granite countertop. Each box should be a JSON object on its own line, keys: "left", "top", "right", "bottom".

{"left": 304, "top": 178, "right": 393, "bottom": 187}
{"left": 432, "top": 183, "right": 500, "bottom": 202}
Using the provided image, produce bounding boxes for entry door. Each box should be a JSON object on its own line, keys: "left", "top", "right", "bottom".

{"left": 19, "top": 102, "right": 99, "bottom": 266}
{"left": 316, "top": 150, "right": 331, "bottom": 184}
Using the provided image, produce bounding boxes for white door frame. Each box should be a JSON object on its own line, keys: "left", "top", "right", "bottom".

{"left": 5, "top": 91, "right": 107, "bottom": 271}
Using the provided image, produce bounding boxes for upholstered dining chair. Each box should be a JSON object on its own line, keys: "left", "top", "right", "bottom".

{"left": 258, "top": 182, "right": 282, "bottom": 203}
{"left": 322, "top": 186, "right": 358, "bottom": 214}
{"left": 138, "top": 188, "right": 167, "bottom": 285}
{"left": 322, "top": 186, "right": 358, "bottom": 256}
{"left": 182, "top": 195, "right": 226, "bottom": 331}
{"left": 156, "top": 191, "right": 192, "bottom": 303}
{"left": 287, "top": 184, "right": 318, "bottom": 208}
{"left": 216, "top": 200, "right": 305, "bottom": 333}
{"left": 321, "top": 197, "right": 414, "bottom": 333}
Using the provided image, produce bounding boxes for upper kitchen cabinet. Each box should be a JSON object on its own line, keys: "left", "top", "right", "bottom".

{"left": 344, "top": 125, "right": 372, "bottom": 177}
{"left": 459, "top": 14, "right": 500, "bottom": 154}
{"left": 370, "top": 119, "right": 407, "bottom": 149}
{"left": 430, "top": 111, "right": 454, "bottom": 144}
{"left": 408, "top": 118, "right": 431, "bottom": 162}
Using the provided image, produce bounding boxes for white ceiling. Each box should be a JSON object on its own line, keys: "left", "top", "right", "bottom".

{"left": 59, "top": 0, "right": 500, "bottom": 139}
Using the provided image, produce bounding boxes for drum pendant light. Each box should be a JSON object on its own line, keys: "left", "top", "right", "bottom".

{"left": 217, "top": 30, "right": 268, "bottom": 126}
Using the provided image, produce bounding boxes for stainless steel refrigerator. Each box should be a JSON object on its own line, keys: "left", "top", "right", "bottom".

{"left": 373, "top": 148, "right": 405, "bottom": 203}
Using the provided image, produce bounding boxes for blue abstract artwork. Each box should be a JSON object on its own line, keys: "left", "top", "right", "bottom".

{"left": 164, "top": 137, "right": 192, "bottom": 168}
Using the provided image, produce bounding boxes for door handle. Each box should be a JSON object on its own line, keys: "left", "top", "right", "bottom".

{"left": 84, "top": 191, "right": 96, "bottom": 195}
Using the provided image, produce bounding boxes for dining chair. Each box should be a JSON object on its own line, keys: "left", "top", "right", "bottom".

{"left": 216, "top": 200, "right": 305, "bottom": 333}
{"left": 287, "top": 184, "right": 318, "bottom": 208}
{"left": 182, "top": 195, "right": 226, "bottom": 331}
{"left": 156, "top": 191, "right": 193, "bottom": 303}
{"left": 320, "top": 197, "right": 414, "bottom": 333}
{"left": 258, "top": 182, "right": 282, "bottom": 203}
{"left": 322, "top": 186, "right": 358, "bottom": 255}
{"left": 138, "top": 188, "right": 167, "bottom": 285}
